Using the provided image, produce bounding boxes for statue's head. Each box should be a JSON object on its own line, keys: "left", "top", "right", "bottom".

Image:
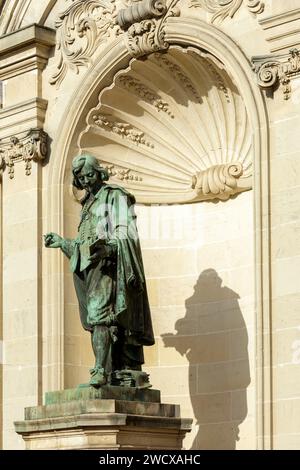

{"left": 72, "top": 154, "right": 109, "bottom": 191}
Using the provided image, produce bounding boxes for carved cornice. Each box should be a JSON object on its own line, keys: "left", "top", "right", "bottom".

{"left": 258, "top": 8, "right": 300, "bottom": 54}
{"left": 50, "top": 0, "right": 121, "bottom": 88}
{"left": 252, "top": 48, "right": 300, "bottom": 100}
{"left": 189, "top": 0, "right": 264, "bottom": 23}
{"left": 117, "top": 0, "right": 180, "bottom": 58}
{"left": 0, "top": 128, "right": 48, "bottom": 179}
{"left": 191, "top": 163, "right": 243, "bottom": 201}
{"left": 0, "top": 23, "right": 56, "bottom": 80}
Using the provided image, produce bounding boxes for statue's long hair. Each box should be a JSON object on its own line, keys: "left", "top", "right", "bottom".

{"left": 72, "top": 154, "right": 109, "bottom": 190}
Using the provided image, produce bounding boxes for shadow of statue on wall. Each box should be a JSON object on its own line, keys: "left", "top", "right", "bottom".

{"left": 162, "top": 269, "right": 251, "bottom": 449}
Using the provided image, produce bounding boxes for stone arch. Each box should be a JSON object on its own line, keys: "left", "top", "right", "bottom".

{"left": 45, "top": 17, "right": 271, "bottom": 449}
{"left": 0, "top": 0, "right": 57, "bottom": 34}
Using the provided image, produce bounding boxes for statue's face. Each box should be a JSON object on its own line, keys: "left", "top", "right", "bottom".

{"left": 77, "top": 163, "right": 101, "bottom": 192}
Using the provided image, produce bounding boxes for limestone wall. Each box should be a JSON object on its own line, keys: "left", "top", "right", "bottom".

{"left": 139, "top": 193, "right": 255, "bottom": 449}
{"left": 1, "top": 0, "right": 300, "bottom": 450}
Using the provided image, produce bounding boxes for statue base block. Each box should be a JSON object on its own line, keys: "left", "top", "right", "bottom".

{"left": 14, "top": 386, "right": 192, "bottom": 450}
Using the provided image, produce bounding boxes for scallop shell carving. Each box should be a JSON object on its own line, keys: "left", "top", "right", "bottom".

{"left": 79, "top": 47, "right": 252, "bottom": 203}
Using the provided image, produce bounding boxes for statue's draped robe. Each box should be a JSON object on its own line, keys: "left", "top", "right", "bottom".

{"left": 62, "top": 184, "right": 154, "bottom": 368}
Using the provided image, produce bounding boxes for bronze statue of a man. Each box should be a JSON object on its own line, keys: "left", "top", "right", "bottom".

{"left": 44, "top": 154, "right": 154, "bottom": 387}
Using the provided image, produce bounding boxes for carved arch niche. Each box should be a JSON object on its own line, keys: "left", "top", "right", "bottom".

{"left": 79, "top": 46, "right": 253, "bottom": 204}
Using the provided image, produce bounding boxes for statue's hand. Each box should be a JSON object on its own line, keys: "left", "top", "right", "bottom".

{"left": 44, "top": 232, "right": 63, "bottom": 248}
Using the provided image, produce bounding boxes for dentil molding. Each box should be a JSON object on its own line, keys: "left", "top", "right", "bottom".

{"left": 0, "top": 128, "right": 48, "bottom": 179}
{"left": 252, "top": 48, "right": 300, "bottom": 100}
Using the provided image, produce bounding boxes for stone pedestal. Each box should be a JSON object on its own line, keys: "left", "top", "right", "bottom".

{"left": 14, "top": 386, "right": 192, "bottom": 450}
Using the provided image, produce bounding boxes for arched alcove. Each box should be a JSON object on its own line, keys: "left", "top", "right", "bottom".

{"left": 44, "top": 17, "right": 271, "bottom": 450}
{"left": 79, "top": 46, "right": 252, "bottom": 203}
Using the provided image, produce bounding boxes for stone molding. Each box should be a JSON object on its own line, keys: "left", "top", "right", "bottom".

{"left": 0, "top": 0, "right": 31, "bottom": 35}
{"left": 0, "top": 128, "right": 48, "bottom": 179}
{"left": 189, "top": 0, "right": 264, "bottom": 23}
{"left": 252, "top": 48, "right": 300, "bottom": 100}
{"left": 0, "top": 23, "right": 56, "bottom": 80}
{"left": 258, "top": 7, "right": 300, "bottom": 53}
{"left": 15, "top": 387, "right": 191, "bottom": 450}
{"left": 0, "top": 98, "right": 48, "bottom": 139}
{"left": 0, "top": 24, "right": 54, "bottom": 162}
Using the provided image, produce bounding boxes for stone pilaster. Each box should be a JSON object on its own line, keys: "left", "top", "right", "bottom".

{"left": 0, "top": 23, "right": 55, "bottom": 449}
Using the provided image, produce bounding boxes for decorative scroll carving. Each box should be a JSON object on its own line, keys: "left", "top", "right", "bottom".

{"left": 125, "top": 18, "right": 167, "bottom": 57}
{"left": 189, "top": 0, "right": 264, "bottom": 23}
{"left": 0, "top": 128, "right": 48, "bottom": 179}
{"left": 117, "top": 0, "right": 167, "bottom": 30}
{"left": 118, "top": 0, "right": 180, "bottom": 58}
{"left": 191, "top": 163, "right": 243, "bottom": 200}
{"left": 117, "top": 75, "right": 174, "bottom": 117}
{"left": 252, "top": 48, "right": 300, "bottom": 100}
{"left": 92, "top": 113, "right": 154, "bottom": 147}
{"left": 50, "top": 0, "right": 120, "bottom": 88}
{"left": 247, "top": 0, "right": 264, "bottom": 14}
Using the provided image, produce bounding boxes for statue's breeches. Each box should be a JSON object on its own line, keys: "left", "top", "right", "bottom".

{"left": 73, "top": 259, "right": 116, "bottom": 331}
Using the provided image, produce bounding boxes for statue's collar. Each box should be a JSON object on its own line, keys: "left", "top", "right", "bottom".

{"left": 81, "top": 184, "right": 106, "bottom": 205}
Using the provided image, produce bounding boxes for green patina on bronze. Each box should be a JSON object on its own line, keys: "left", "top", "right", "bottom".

{"left": 44, "top": 154, "right": 154, "bottom": 388}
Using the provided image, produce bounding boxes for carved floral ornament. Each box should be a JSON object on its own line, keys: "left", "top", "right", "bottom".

{"left": 50, "top": 0, "right": 265, "bottom": 87}
{"left": 189, "top": 0, "right": 264, "bottom": 23}
{"left": 50, "top": 0, "right": 121, "bottom": 88}
{"left": 0, "top": 129, "right": 48, "bottom": 179}
{"left": 49, "top": 0, "right": 180, "bottom": 87}
{"left": 78, "top": 47, "right": 253, "bottom": 203}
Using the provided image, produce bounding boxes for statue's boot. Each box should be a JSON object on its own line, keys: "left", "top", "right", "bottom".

{"left": 90, "top": 325, "right": 111, "bottom": 388}
{"left": 89, "top": 366, "right": 106, "bottom": 387}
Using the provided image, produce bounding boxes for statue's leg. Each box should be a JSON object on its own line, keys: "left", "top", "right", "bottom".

{"left": 90, "top": 325, "right": 111, "bottom": 386}
{"left": 111, "top": 327, "right": 144, "bottom": 371}
{"left": 85, "top": 259, "right": 116, "bottom": 387}
{"left": 73, "top": 270, "right": 93, "bottom": 332}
